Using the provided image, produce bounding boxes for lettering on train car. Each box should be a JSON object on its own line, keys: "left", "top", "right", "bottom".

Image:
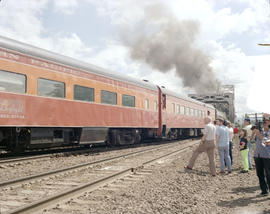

{"left": 30, "top": 58, "right": 80, "bottom": 75}
{"left": 0, "top": 99, "right": 25, "bottom": 119}
{"left": 0, "top": 49, "right": 20, "bottom": 61}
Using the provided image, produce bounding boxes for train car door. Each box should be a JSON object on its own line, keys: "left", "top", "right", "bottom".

{"left": 157, "top": 86, "right": 167, "bottom": 136}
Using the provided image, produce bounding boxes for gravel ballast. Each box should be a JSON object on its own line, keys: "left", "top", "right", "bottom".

{"left": 43, "top": 140, "right": 270, "bottom": 214}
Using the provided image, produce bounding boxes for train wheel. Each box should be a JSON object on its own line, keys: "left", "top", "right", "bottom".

{"left": 168, "top": 129, "right": 177, "bottom": 140}
{"left": 18, "top": 129, "right": 31, "bottom": 148}
{"left": 119, "top": 130, "right": 141, "bottom": 145}
{"left": 109, "top": 129, "right": 141, "bottom": 146}
{"left": 10, "top": 128, "right": 30, "bottom": 153}
{"left": 116, "top": 131, "right": 135, "bottom": 145}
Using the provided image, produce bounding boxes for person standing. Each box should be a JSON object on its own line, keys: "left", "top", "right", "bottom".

{"left": 252, "top": 119, "right": 270, "bottom": 196}
{"left": 233, "top": 126, "right": 239, "bottom": 135}
{"left": 239, "top": 129, "right": 249, "bottom": 173}
{"left": 244, "top": 118, "right": 253, "bottom": 169}
{"left": 216, "top": 118, "right": 232, "bottom": 174}
{"left": 233, "top": 126, "right": 239, "bottom": 141}
{"left": 185, "top": 117, "right": 216, "bottom": 176}
{"left": 227, "top": 122, "right": 234, "bottom": 165}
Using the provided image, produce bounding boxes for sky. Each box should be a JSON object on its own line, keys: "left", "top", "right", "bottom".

{"left": 0, "top": 0, "right": 270, "bottom": 120}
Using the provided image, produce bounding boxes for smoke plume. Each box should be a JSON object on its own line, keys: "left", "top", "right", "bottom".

{"left": 121, "top": 4, "right": 220, "bottom": 93}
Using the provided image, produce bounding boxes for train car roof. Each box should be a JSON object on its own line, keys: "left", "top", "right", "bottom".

{"left": 162, "top": 88, "right": 215, "bottom": 109}
{"left": 0, "top": 36, "right": 216, "bottom": 110}
{"left": 0, "top": 35, "right": 158, "bottom": 92}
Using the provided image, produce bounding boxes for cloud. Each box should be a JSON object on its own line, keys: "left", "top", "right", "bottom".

{"left": 171, "top": 0, "right": 269, "bottom": 39}
{"left": 52, "top": 0, "right": 79, "bottom": 15}
{"left": 0, "top": 0, "right": 48, "bottom": 39}
{"left": 85, "top": 0, "right": 152, "bottom": 25}
{"left": 247, "top": 55, "right": 270, "bottom": 113}
{"left": 52, "top": 33, "right": 93, "bottom": 59}
{"left": 0, "top": 0, "right": 93, "bottom": 62}
{"left": 89, "top": 0, "right": 270, "bottom": 38}
{"left": 200, "top": 40, "right": 256, "bottom": 116}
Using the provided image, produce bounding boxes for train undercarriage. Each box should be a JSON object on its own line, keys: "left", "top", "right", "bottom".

{"left": 0, "top": 126, "right": 202, "bottom": 153}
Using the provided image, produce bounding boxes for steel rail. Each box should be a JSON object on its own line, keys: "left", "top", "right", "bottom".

{"left": 0, "top": 139, "right": 195, "bottom": 188}
{"left": 0, "top": 146, "right": 93, "bottom": 165}
{"left": 6, "top": 141, "right": 195, "bottom": 214}
{"left": 0, "top": 138, "right": 193, "bottom": 165}
{"left": 0, "top": 154, "right": 53, "bottom": 165}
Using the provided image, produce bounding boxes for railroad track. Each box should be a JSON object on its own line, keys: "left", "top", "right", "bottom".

{"left": 0, "top": 138, "right": 193, "bottom": 166}
{"left": 0, "top": 146, "right": 94, "bottom": 165}
{"left": 0, "top": 153, "right": 54, "bottom": 165}
{"left": 0, "top": 144, "right": 132, "bottom": 166}
{"left": 0, "top": 139, "right": 198, "bottom": 214}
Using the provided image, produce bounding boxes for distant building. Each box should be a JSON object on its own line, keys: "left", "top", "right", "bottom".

{"left": 188, "top": 85, "right": 235, "bottom": 122}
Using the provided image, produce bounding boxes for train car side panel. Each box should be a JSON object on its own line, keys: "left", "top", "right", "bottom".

{"left": 0, "top": 92, "right": 158, "bottom": 128}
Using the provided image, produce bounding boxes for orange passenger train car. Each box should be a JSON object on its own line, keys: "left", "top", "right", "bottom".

{"left": 0, "top": 36, "right": 215, "bottom": 152}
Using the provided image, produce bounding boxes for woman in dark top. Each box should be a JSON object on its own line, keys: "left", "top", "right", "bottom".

{"left": 239, "top": 129, "right": 249, "bottom": 173}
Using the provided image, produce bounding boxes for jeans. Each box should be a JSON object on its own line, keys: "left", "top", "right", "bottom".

{"left": 218, "top": 146, "right": 232, "bottom": 172}
{"left": 229, "top": 141, "right": 233, "bottom": 165}
{"left": 254, "top": 157, "right": 270, "bottom": 193}
{"left": 225, "top": 141, "right": 233, "bottom": 166}
{"left": 247, "top": 141, "right": 253, "bottom": 169}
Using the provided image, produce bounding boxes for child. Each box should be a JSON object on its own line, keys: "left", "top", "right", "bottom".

{"left": 239, "top": 129, "right": 249, "bottom": 173}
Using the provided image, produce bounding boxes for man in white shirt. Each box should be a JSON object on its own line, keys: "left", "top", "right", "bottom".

{"left": 244, "top": 118, "right": 253, "bottom": 169}
{"left": 185, "top": 117, "right": 216, "bottom": 176}
{"left": 227, "top": 121, "right": 234, "bottom": 165}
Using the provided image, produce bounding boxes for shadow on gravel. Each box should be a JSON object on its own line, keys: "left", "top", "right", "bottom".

{"left": 217, "top": 195, "right": 269, "bottom": 208}
{"left": 180, "top": 169, "right": 209, "bottom": 176}
{"left": 231, "top": 186, "right": 260, "bottom": 194}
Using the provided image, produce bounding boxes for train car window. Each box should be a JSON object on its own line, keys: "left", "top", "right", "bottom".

{"left": 0, "top": 70, "right": 26, "bottom": 94}
{"left": 154, "top": 101, "right": 158, "bottom": 111}
{"left": 101, "top": 90, "right": 117, "bottom": 105}
{"left": 176, "top": 104, "right": 180, "bottom": 114}
{"left": 145, "top": 99, "right": 149, "bottom": 110}
{"left": 74, "top": 85, "right": 94, "bottom": 102}
{"left": 180, "top": 106, "right": 185, "bottom": 115}
{"left": 186, "top": 107, "right": 189, "bottom": 116}
{"left": 190, "top": 109, "right": 194, "bottom": 116}
{"left": 122, "top": 94, "right": 135, "bottom": 107}
{"left": 172, "top": 103, "right": 175, "bottom": 113}
{"left": 38, "top": 78, "right": 65, "bottom": 98}
{"left": 195, "top": 109, "right": 198, "bottom": 117}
